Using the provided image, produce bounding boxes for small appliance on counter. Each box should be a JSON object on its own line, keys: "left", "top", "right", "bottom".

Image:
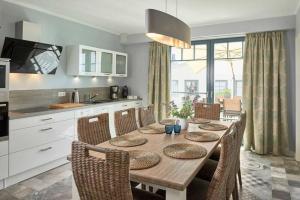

{"left": 122, "top": 85, "right": 128, "bottom": 98}
{"left": 71, "top": 89, "right": 80, "bottom": 103}
{"left": 110, "top": 85, "right": 119, "bottom": 100}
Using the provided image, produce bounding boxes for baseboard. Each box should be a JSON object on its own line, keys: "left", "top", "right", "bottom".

{"left": 5, "top": 157, "right": 69, "bottom": 188}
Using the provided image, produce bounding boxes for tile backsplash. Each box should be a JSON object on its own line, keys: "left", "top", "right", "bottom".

{"left": 9, "top": 87, "right": 111, "bottom": 110}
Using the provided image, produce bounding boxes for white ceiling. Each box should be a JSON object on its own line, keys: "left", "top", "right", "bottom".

{"left": 4, "top": 0, "right": 300, "bottom": 35}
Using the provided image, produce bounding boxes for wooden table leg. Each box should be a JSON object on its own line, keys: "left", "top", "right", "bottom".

{"left": 166, "top": 188, "right": 186, "bottom": 200}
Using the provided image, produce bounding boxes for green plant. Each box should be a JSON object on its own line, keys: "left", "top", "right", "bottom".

{"left": 169, "top": 100, "right": 194, "bottom": 119}
{"left": 215, "top": 88, "right": 231, "bottom": 98}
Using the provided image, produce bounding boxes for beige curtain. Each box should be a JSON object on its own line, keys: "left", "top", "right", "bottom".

{"left": 243, "top": 31, "right": 290, "bottom": 156}
{"left": 148, "top": 42, "right": 170, "bottom": 121}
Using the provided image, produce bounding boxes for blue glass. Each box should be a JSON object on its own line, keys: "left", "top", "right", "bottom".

{"left": 165, "top": 125, "right": 174, "bottom": 134}
{"left": 174, "top": 125, "right": 181, "bottom": 134}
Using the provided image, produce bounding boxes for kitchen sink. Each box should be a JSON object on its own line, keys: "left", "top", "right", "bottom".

{"left": 85, "top": 99, "right": 114, "bottom": 104}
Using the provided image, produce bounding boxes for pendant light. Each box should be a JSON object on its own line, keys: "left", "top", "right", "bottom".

{"left": 145, "top": 0, "right": 191, "bottom": 49}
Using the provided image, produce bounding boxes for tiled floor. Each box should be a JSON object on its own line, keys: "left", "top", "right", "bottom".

{"left": 0, "top": 150, "right": 299, "bottom": 200}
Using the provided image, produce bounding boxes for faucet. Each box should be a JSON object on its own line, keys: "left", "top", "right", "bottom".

{"left": 88, "top": 93, "right": 99, "bottom": 102}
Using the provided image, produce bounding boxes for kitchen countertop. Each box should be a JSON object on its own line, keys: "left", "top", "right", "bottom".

{"left": 9, "top": 99, "right": 142, "bottom": 120}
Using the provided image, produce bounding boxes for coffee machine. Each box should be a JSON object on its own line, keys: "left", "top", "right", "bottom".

{"left": 110, "top": 86, "right": 119, "bottom": 100}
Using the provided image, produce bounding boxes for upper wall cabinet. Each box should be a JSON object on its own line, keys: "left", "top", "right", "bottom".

{"left": 67, "top": 45, "right": 127, "bottom": 77}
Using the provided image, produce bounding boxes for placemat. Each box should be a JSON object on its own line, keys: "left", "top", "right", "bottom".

{"left": 163, "top": 143, "right": 207, "bottom": 159}
{"left": 138, "top": 126, "right": 164, "bottom": 134}
{"left": 184, "top": 131, "right": 220, "bottom": 142}
{"left": 129, "top": 150, "right": 161, "bottom": 170}
{"left": 198, "top": 123, "right": 228, "bottom": 131}
{"left": 187, "top": 118, "right": 211, "bottom": 124}
{"left": 109, "top": 135, "right": 147, "bottom": 147}
{"left": 159, "top": 119, "right": 176, "bottom": 125}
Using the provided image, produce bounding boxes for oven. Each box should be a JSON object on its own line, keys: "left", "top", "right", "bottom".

{"left": 0, "top": 102, "right": 8, "bottom": 140}
{"left": 0, "top": 59, "right": 9, "bottom": 91}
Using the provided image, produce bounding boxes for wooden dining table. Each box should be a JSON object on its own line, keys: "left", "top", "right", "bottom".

{"left": 72, "top": 120, "right": 232, "bottom": 200}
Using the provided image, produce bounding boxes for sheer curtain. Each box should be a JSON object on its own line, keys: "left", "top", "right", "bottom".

{"left": 148, "top": 42, "right": 170, "bottom": 121}
{"left": 243, "top": 31, "right": 291, "bottom": 156}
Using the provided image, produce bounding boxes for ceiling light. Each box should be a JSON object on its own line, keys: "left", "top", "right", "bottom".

{"left": 145, "top": 1, "right": 191, "bottom": 49}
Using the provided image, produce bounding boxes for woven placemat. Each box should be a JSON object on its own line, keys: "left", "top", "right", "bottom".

{"left": 138, "top": 126, "right": 164, "bottom": 134}
{"left": 129, "top": 150, "right": 161, "bottom": 170}
{"left": 109, "top": 135, "right": 147, "bottom": 147}
{"left": 163, "top": 143, "right": 207, "bottom": 159}
{"left": 198, "top": 123, "right": 228, "bottom": 131}
{"left": 187, "top": 118, "right": 210, "bottom": 124}
{"left": 185, "top": 131, "right": 220, "bottom": 142}
{"left": 159, "top": 119, "right": 176, "bottom": 125}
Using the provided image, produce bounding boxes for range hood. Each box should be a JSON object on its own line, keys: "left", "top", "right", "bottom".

{"left": 0, "top": 21, "right": 63, "bottom": 75}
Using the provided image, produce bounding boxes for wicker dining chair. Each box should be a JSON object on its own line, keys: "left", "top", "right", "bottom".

{"left": 115, "top": 108, "right": 138, "bottom": 136}
{"left": 195, "top": 113, "right": 246, "bottom": 199}
{"left": 138, "top": 105, "right": 156, "bottom": 127}
{"left": 77, "top": 113, "right": 111, "bottom": 145}
{"left": 223, "top": 98, "right": 242, "bottom": 118}
{"left": 186, "top": 125, "right": 238, "bottom": 200}
{"left": 71, "top": 141, "right": 164, "bottom": 200}
{"left": 194, "top": 103, "right": 221, "bottom": 120}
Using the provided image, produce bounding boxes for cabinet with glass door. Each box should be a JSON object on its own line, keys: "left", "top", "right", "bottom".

{"left": 99, "top": 50, "right": 114, "bottom": 76}
{"left": 115, "top": 53, "right": 127, "bottom": 77}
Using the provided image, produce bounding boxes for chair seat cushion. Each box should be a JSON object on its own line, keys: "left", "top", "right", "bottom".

{"left": 187, "top": 178, "right": 210, "bottom": 200}
{"left": 196, "top": 159, "right": 218, "bottom": 181}
{"left": 132, "top": 188, "right": 164, "bottom": 200}
{"left": 209, "top": 145, "right": 221, "bottom": 161}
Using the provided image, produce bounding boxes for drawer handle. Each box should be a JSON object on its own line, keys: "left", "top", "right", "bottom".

{"left": 39, "top": 147, "right": 52, "bottom": 152}
{"left": 104, "top": 73, "right": 111, "bottom": 75}
{"left": 0, "top": 104, "right": 7, "bottom": 107}
{"left": 41, "top": 118, "right": 53, "bottom": 121}
{"left": 40, "top": 128, "right": 53, "bottom": 132}
{"left": 122, "top": 104, "right": 128, "bottom": 107}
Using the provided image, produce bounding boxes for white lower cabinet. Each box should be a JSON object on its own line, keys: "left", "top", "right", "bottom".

{"left": 4, "top": 100, "right": 143, "bottom": 188}
{"left": 10, "top": 119, "right": 75, "bottom": 153}
{"left": 0, "top": 155, "right": 8, "bottom": 180}
{"left": 9, "top": 138, "right": 72, "bottom": 176}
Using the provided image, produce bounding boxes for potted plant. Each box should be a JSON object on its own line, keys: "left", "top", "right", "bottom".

{"left": 169, "top": 99, "right": 194, "bottom": 129}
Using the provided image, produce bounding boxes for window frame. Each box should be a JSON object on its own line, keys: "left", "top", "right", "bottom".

{"left": 170, "top": 36, "right": 245, "bottom": 103}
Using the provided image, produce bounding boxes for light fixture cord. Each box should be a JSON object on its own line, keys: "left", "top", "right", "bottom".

{"left": 176, "top": 0, "right": 178, "bottom": 17}
{"left": 165, "top": 0, "right": 167, "bottom": 12}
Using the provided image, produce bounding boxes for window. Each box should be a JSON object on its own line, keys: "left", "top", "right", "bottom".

{"left": 235, "top": 80, "right": 243, "bottom": 97}
{"left": 184, "top": 80, "right": 199, "bottom": 93}
{"left": 214, "top": 80, "right": 228, "bottom": 98}
{"left": 170, "top": 37, "right": 244, "bottom": 107}
{"left": 171, "top": 80, "right": 179, "bottom": 92}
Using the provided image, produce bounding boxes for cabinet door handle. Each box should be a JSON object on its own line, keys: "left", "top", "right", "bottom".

{"left": 39, "top": 147, "right": 52, "bottom": 152}
{"left": 40, "top": 128, "right": 53, "bottom": 132}
{"left": 41, "top": 118, "right": 53, "bottom": 121}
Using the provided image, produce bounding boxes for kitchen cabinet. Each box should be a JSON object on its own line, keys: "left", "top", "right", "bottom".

{"left": 6, "top": 100, "right": 142, "bottom": 186}
{"left": 0, "top": 141, "right": 8, "bottom": 181}
{"left": 67, "top": 45, "right": 127, "bottom": 77}
{"left": 115, "top": 53, "right": 127, "bottom": 77}
{"left": 99, "top": 51, "right": 113, "bottom": 76}
{"left": 67, "top": 45, "right": 100, "bottom": 76}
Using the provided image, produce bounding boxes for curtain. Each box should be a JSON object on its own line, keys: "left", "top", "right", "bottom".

{"left": 148, "top": 42, "right": 170, "bottom": 121}
{"left": 243, "top": 31, "right": 291, "bottom": 156}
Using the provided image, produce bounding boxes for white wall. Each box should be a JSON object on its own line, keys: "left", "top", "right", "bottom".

{"left": 124, "top": 16, "right": 297, "bottom": 153}
{"left": 0, "top": 1, "right": 126, "bottom": 90}
{"left": 122, "top": 43, "right": 149, "bottom": 105}
{"left": 295, "top": 10, "right": 300, "bottom": 161}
